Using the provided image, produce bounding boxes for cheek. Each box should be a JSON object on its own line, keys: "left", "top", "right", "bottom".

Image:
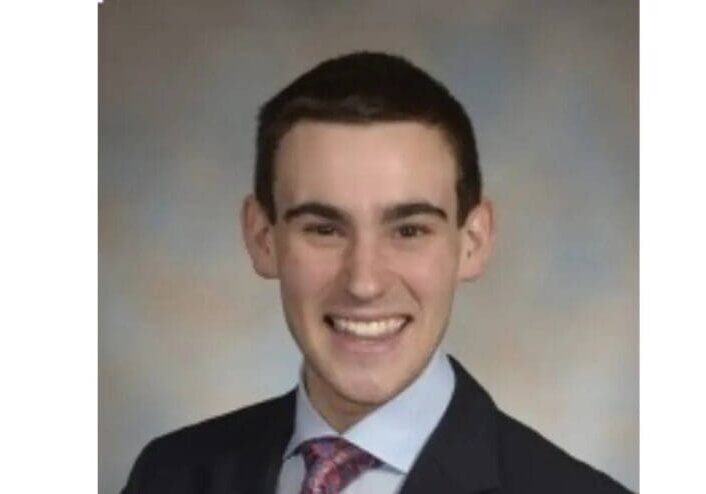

{"left": 278, "top": 243, "right": 342, "bottom": 307}
{"left": 395, "top": 243, "right": 459, "bottom": 295}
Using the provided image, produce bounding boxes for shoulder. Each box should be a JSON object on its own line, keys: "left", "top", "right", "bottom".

{"left": 122, "top": 391, "right": 295, "bottom": 493}
{"left": 495, "top": 411, "right": 633, "bottom": 493}
{"left": 139, "top": 391, "right": 293, "bottom": 466}
{"left": 443, "top": 357, "right": 634, "bottom": 493}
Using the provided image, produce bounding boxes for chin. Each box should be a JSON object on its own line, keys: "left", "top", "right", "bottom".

{"left": 331, "top": 369, "right": 409, "bottom": 407}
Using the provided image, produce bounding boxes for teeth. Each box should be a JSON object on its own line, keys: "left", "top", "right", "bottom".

{"left": 330, "top": 317, "right": 407, "bottom": 338}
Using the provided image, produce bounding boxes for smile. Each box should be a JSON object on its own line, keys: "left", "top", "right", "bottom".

{"left": 324, "top": 315, "right": 410, "bottom": 339}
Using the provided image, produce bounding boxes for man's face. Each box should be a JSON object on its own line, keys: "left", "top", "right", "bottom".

{"left": 244, "top": 121, "right": 491, "bottom": 426}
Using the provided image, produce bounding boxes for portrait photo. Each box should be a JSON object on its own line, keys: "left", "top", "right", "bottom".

{"left": 99, "top": 1, "right": 638, "bottom": 493}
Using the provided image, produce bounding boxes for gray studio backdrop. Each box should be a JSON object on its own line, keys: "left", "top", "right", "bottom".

{"left": 99, "top": 1, "right": 638, "bottom": 492}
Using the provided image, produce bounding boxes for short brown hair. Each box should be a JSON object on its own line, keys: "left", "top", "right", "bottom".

{"left": 255, "top": 51, "right": 481, "bottom": 226}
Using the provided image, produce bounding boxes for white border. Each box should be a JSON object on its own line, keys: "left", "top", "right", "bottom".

{"left": 641, "top": 1, "right": 706, "bottom": 491}
{"left": 0, "top": 2, "right": 97, "bottom": 491}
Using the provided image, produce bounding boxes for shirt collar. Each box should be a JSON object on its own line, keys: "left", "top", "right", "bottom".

{"left": 283, "top": 350, "right": 456, "bottom": 474}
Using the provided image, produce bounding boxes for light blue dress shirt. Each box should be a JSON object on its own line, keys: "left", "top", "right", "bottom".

{"left": 276, "top": 350, "right": 456, "bottom": 493}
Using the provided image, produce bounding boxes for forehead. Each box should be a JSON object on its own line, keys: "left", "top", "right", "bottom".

{"left": 273, "top": 121, "right": 458, "bottom": 212}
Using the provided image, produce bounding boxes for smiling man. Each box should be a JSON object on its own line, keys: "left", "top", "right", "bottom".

{"left": 122, "top": 52, "right": 632, "bottom": 494}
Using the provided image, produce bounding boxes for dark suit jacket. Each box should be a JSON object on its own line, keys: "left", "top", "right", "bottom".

{"left": 122, "top": 357, "right": 634, "bottom": 493}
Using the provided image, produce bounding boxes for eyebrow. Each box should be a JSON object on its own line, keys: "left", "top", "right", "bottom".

{"left": 381, "top": 202, "right": 448, "bottom": 222}
{"left": 282, "top": 201, "right": 448, "bottom": 223}
{"left": 283, "top": 202, "right": 348, "bottom": 223}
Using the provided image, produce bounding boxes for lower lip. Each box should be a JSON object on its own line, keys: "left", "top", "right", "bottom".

{"left": 326, "top": 319, "right": 409, "bottom": 354}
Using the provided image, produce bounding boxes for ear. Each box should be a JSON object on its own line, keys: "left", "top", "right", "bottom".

{"left": 240, "top": 194, "right": 278, "bottom": 279}
{"left": 457, "top": 198, "right": 495, "bottom": 282}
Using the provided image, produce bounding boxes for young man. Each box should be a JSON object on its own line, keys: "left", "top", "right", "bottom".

{"left": 123, "top": 52, "right": 632, "bottom": 493}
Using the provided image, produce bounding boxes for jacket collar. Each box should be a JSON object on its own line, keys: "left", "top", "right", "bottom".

{"left": 400, "top": 356, "right": 501, "bottom": 494}
{"left": 260, "top": 391, "right": 297, "bottom": 493}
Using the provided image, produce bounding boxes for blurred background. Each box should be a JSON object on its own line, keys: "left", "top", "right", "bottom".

{"left": 99, "top": 0, "right": 638, "bottom": 492}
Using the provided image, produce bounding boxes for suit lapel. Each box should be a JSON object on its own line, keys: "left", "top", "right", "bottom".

{"left": 400, "top": 357, "right": 501, "bottom": 494}
{"left": 259, "top": 392, "right": 296, "bottom": 494}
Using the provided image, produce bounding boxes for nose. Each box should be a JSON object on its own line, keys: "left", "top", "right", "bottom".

{"left": 343, "top": 235, "right": 387, "bottom": 302}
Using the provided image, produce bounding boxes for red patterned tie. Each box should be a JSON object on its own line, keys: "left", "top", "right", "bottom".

{"left": 298, "top": 437, "right": 382, "bottom": 494}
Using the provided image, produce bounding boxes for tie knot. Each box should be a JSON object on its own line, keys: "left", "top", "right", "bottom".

{"left": 297, "top": 437, "right": 381, "bottom": 494}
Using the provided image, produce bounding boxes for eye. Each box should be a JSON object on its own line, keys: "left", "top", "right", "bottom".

{"left": 396, "top": 224, "right": 431, "bottom": 238}
{"left": 303, "top": 223, "right": 340, "bottom": 236}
